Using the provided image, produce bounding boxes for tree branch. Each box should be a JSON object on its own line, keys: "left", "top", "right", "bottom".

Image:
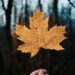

{"left": 68, "top": 0, "right": 75, "bottom": 8}
{"left": 1, "top": 0, "right": 6, "bottom": 11}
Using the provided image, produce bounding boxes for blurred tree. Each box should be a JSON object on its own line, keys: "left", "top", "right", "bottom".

{"left": 1, "top": 0, "right": 13, "bottom": 49}
{"left": 14, "top": 0, "right": 17, "bottom": 24}
{"left": 19, "top": 0, "right": 25, "bottom": 25}
{"left": 68, "top": 7, "right": 75, "bottom": 41}
{"left": 68, "top": 7, "right": 72, "bottom": 30}
{"left": 68, "top": 0, "right": 75, "bottom": 8}
{"left": 24, "top": 0, "right": 30, "bottom": 28}
{"left": 48, "top": 0, "right": 59, "bottom": 30}
{"left": 48, "top": 5, "right": 54, "bottom": 30}
{"left": 53, "top": 0, "right": 58, "bottom": 25}
{"left": 38, "top": 0, "right": 42, "bottom": 11}
{"left": 1, "top": 1, "right": 23, "bottom": 75}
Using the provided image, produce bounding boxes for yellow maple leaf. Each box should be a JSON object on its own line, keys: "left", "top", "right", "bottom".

{"left": 15, "top": 10, "right": 66, "bottom": 57}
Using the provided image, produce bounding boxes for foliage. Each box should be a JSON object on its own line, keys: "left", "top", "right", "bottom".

{"left": 15, "top": 10, "right": 66, "bottom": 57}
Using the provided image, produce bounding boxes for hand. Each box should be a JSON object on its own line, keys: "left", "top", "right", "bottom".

{"left": 30, "top": 69, "right": 49, "bottom": 75}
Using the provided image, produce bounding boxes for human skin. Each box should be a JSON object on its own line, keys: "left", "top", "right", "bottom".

{"left": 30, "top": 69, "right": 49, "bottom": 75}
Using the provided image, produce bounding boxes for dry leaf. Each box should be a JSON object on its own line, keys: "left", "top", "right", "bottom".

{"left": 15, "top": 10, "right": 66, "bottom": 57}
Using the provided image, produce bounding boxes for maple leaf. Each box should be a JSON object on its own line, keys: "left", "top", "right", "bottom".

{"left": 15, "top": 10, "right": 66, "bottom": 57}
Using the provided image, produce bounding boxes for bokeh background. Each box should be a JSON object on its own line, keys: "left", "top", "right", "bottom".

{"left": 0, "top": 0, "right": 75, "bottom": 30}
{"left": 0, "top": 0, "right": 75, "bottom": 75}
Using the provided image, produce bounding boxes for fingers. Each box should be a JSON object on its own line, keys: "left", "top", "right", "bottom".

{"left": 30, "top": 70, "right": 38, "bottom": 75}
{"left": 30, "top": 69, "right": 49, "bottom": 75}
{"left": 39, "top": 69, "right": 48, "bottom": 75}
{"left": 38, "top": 70, "right": 46, "bottom": 75}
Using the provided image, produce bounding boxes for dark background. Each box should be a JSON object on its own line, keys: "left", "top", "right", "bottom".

{"left": 0, "top": 0, "right": 75, "bottom": 75}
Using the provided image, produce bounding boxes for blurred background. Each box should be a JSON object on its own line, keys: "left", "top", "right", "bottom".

{"left": 0, "top": 0, "right": 75, "bottom": 30}
{"left": 0, "top": 0, "right": 75, "bottom": 75}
